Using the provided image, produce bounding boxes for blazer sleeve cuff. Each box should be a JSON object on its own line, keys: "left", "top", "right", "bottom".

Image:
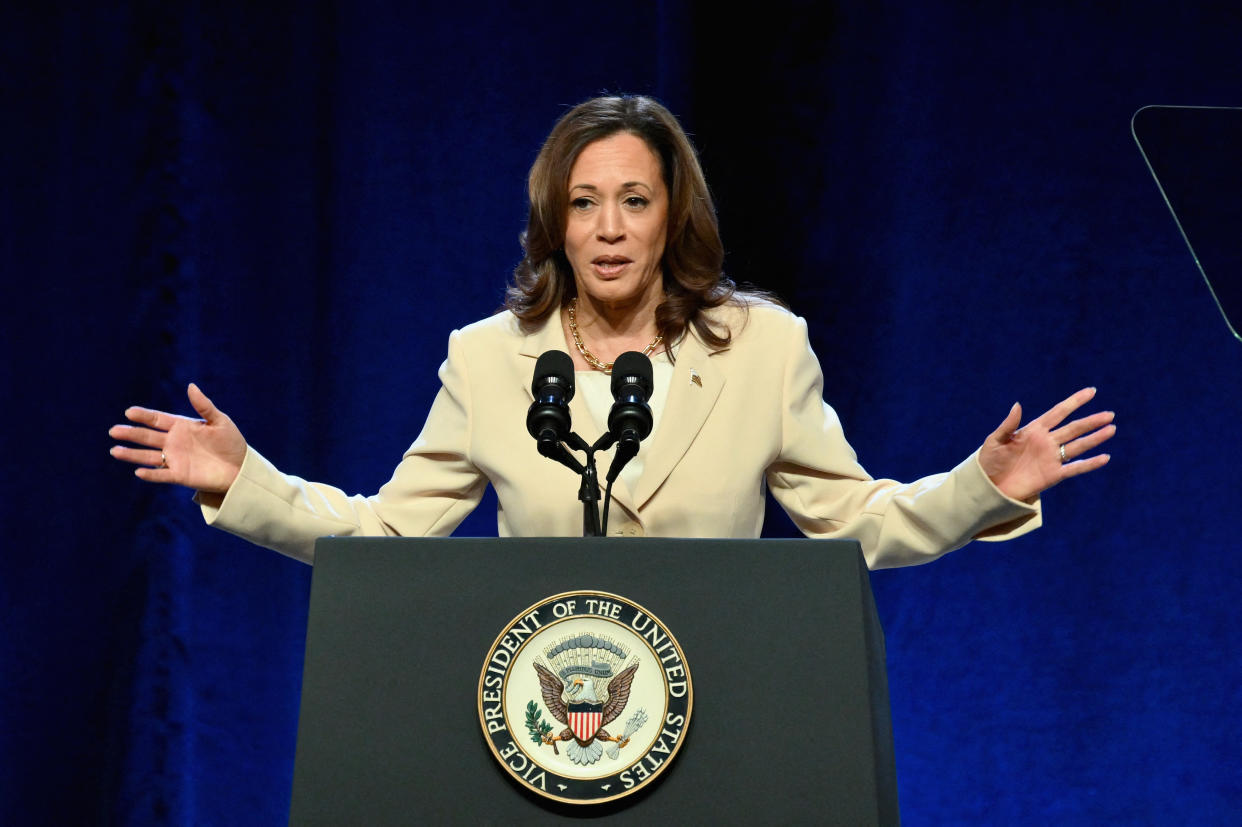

{"left": 193, "top": 445, "right": 349, "bottom": 564}
{"left": 964, "top": 450, "right": 1043, "bottom": 541}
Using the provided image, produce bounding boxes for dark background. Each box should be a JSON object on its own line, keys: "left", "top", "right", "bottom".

{"left": 3, "top": 2, "right": 1239, "bottom": 823}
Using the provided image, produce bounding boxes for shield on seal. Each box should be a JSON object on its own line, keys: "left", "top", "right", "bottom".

{"left": 567, "top": 701, "right": 604, "bottom": 742}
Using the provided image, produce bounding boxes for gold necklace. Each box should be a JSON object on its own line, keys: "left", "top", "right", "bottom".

{"left": 567, "top": 298, "right": 663, "bottom": 374}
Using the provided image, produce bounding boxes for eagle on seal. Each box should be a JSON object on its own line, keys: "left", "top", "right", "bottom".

{"left": 533, "top": 661, "right": 639, "bottom": 766}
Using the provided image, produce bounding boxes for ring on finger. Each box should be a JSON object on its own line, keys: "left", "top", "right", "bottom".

{"left": 160, "top": 451, "right": 168, "bottom": 469}
{"left": 1058, "top": 444, "right": 1067, "bottom": 463}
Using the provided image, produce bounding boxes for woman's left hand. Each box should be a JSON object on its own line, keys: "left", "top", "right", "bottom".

{"left": 979, "top": 387, "right": 1115, "bottom": 502}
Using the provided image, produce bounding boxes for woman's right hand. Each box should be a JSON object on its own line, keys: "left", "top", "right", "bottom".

{"left": 109, "top": 383, "right": 246, "bottom": 494}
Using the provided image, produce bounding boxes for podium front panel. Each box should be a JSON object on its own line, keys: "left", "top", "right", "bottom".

{"left": 290, "top": 537, "right": 897, "bottom": 825}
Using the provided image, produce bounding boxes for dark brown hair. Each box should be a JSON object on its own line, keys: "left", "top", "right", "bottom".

{"left": 505, "top": 95, "right": 742, "bottom": 351}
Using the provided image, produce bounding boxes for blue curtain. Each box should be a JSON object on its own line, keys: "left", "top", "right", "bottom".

{"left": 3, "top": 2, "right": 1240, "bottom": 823}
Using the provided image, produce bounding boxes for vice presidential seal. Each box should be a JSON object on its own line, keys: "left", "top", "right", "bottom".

{"left": 477, "top": 591, "right": 692, "bottom": 804}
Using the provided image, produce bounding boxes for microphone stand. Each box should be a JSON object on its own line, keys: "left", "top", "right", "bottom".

{"left": 537, "top": 430, "right": 619, "bottom": 537}
{"left": 578, "top": 444, "right": 602, "bottom": 538}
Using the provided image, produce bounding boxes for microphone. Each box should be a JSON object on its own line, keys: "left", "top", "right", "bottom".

{"left": 527, "top": 350, "right": 576, "bottom": 451}
{"left": 606, "top": 351, "right": 654, "bottom": 481}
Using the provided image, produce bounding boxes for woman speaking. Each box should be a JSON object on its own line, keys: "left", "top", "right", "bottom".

{"left": 108, "top": 95, "right": 1114, "bottom": 567}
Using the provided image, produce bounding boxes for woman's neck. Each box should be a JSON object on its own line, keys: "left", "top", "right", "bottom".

{"left": 563, "top": 291, "right": 664, "bottom": 370}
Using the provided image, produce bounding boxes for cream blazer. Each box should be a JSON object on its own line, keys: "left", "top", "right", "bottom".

{"left": 202, "top": 302, "right": 1039, "bottom": 566}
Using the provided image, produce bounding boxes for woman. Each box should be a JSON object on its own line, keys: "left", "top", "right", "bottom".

{"left": 108, "top": 96, "right": 1115, "bottom": 567}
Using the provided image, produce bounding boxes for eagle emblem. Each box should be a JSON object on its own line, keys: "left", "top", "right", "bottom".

{"left": 479, "top": 591, "right": 692, "bottom": 804}
{"left": 528, "top": 633, "right": 646, "bottom": 766}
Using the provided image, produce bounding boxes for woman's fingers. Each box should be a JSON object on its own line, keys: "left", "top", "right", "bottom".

{"left": 1049, "top": 401, "right": 1116, "bottom": 465}
{"left": 187, "top": 383, "right": 221, "bottom": 424}
{"left": 109, "top": 444, "right": 166, "bottom": 468}
{"left": 108, "top": 423, "right": 166, "bottom": 449}
{"left": 1050, "top": 409, "right": 1115, "bottom": 445}
{"left": 124, "top": 405, "right": 179, "bottom": 431}
{"left": 988, "top": 402, "right": 1023, "bottom": 443}
{"left": 1060, "top": 452, "right": 1111, "bottom": 479}
{"left": 1032, "top": 387, "right": 1097, "bottom": 430}
{"left": 111, "top": 384, "right": 243, "bottom": 492}
{"left": 134, "top": 465, "right": 178, "bottom": 483}
{"left": 1059, "top": 422, "right": 1117, "bottom": 462}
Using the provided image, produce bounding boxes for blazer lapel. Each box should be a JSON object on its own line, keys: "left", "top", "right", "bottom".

{"left": 633, "top": 332, "right": 724, "bottom": 510}
{"left": 517, "top": 314, "right": 721, "bottom": 520}
{"left": 518, "top": 314, "right": 571, "bottom": 372}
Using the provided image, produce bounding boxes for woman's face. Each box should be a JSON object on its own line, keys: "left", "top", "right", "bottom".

{"left": 563, "top": 132, "right": 668, "bottom": 314}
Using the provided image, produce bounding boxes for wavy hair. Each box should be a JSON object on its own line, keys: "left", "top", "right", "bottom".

{"left": 505, "top": 95, "right": 745, "bottom": 351}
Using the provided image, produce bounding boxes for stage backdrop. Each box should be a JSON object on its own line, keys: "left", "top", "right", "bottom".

{"left": 3, "top": 2, "right": 1240, "bottom": 824}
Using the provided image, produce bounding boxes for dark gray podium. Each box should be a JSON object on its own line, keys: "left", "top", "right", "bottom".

{"left": 289, "top": 538, "right": 898, "bottom": 825}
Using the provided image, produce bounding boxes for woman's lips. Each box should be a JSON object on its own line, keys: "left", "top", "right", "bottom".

{"left": 592, "top": 257, "right": 632, "bottom": 277}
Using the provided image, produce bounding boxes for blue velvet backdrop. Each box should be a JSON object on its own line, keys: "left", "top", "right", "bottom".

{"left": 3, "top": 2, "right": 1240, "bottom": 824}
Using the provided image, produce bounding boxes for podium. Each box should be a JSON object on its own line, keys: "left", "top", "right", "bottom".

{"left": 289, "top": 538, "right": 899, "bottom": 825}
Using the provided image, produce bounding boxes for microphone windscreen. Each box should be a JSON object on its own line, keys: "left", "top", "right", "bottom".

{"left": 532, "top": 350, "right": 576, "bottom": 400}
{"left": 610, "top": 351, "right": 653, "bottom": 398}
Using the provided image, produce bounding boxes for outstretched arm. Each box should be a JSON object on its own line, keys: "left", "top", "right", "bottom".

{"left": 978, "top": 387, "right": 1115, "bottom": 502}
{"left": 108, "top": 383, "right": 246, "bottom": 495}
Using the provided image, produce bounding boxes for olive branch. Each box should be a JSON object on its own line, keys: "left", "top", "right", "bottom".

{"left": 525, "top": 700, "right": 554, "bottom": 747}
